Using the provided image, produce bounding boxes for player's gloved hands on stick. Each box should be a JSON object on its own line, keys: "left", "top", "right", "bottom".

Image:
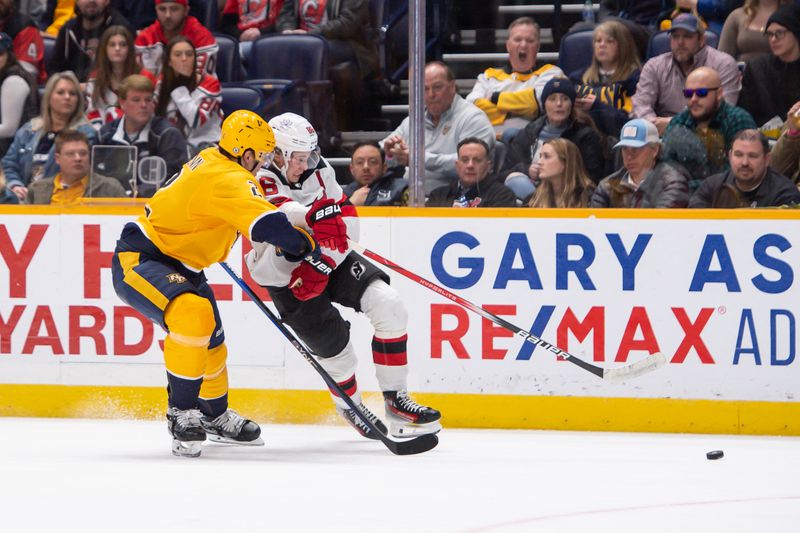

{"left": 289, "top": 255, "right": 334, "bottom": 301}
{"left": 305, "top": 198, "right": 348, "bottom": 254}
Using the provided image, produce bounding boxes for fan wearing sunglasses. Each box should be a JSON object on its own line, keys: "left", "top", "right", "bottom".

{"left": 664, "top": 66, "right": 757, "bottom": 179}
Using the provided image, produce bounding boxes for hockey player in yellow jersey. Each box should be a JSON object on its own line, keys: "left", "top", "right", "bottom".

{"left": 111, "top": 110, "right": 329, "bottom": 457}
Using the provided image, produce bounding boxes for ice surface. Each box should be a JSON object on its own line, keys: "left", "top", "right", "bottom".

{"left": 1, "top": 418, "right": 798, "bottom": 532}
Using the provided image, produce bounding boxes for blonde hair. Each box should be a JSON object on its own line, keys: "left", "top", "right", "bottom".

{"left": 743, "top": 0, "right": 793, "bottom": 23}
{"left": 35, "top": 71, "right": 87, "bottom": 132}
{"left": 528, "top": 138, "right": 594, "bottom": 208}
{"left": 582, "top": 20, "right": 641, "bottom": 85}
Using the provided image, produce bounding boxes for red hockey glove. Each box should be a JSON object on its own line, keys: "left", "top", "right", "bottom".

{"left": 289, "top": 255, "right": 335, "bottom": 301}
{"left": 305, "top": 198, "right": 348, "bottom": 254}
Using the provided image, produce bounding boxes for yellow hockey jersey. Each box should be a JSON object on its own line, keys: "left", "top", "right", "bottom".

{"left": 136, "top": 147, "right": 278, "bottom": 271}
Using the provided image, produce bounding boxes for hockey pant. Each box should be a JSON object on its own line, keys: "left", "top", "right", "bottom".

{"left": 268, "top": 253, "right": 408, "bottom": 408}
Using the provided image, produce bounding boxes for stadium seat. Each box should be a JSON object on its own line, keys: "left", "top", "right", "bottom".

{"left": 246, "top": 34, "right": 338, "bottom": 150}
{"left": 220, "top": 85, "right": 263, "bottom": 117}
{"left": 189, "top": 0, "right": 218, "bottom": 32}
{"left": 43, "top": 36, "right": 56, "bottom": 76}
{"left": 646, "top": 30, "right": 718, "bottom": 59}
{"left": 213, "top": 33, "right": 242, "bottom": 83}
{"left": 558, "top": 30, "right": 595, "bottom": 78}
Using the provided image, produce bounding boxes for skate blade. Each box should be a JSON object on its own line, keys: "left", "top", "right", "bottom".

{"left": 389, "top": 420, "right": 442, "bottom": 439}
{"left": 206, "top": 434, "right": 265, "bottom": 446}
{"left": 171, "top": 439, "right": 203, "bottom": 457}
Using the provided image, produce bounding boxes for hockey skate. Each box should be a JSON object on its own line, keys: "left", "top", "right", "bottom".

{"left": 337, "top": 403, "right": 388, "bottom": 440}
{"left": 383, "top": 391, "right": 442, "bottom": 438}
{"left": 200, "top": 409, "right": 264, "bottom": 446}
{"left": 167, "top": 406, "right": 206, "bottom": 457}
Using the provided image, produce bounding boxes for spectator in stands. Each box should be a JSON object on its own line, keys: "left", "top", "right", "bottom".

{"left": 48, "top": 0, "right": 130, "bottom": 82}
{"left": 42, "top": 0, "right": 78, "bottom": 36}
{"left": 466, "top": 17, "right": 564, "bottom": 137}
{"left": 426, "top": 137, "right": 517, "bottom": 208}
{"left": 343, "top": 141, "right": 408, "bottom": 207}
{"left": 528, "top": 138, "right": 595, "bottom": 208}
{"left": 0, "top": 32, "right": 39, "bottom": 158}
{"left": 596, "top": 0, "right": 669, "bottom": 59}
{"left": 110, "top": 0, "right": 157, "bottom": 31}
{"left": 277, "top": 0, "right": 376, "bottom": 78}
{"left": 502, "top": 78, "right": 606, "bottom": 202}
{"left": 0, "top": 0, "right": 45, "bottom": 83}
{"left": 86, "top": 26, "right": 153, "bottom": 130}
{"left": 17, "top": 1, "right": 48, "bottom": 32}
{"left": 97, "top": 74, "right": 188, "bottom": 197}
{"left": 571, "top": 20, "right": 641, "bottom": 136}
{"left": 277, "top": 0, "right": 377, "bottom": 130}
{"left": 719, "top": 0, "right": 790, "bottom": 61}
{"left": 220, "top": 0, "right": 284, "bottom": 41}
{"left": 2, "top": 71, "right": 95, "bottom": 202}
{"left": 135, "top": 0, "right": 218, "bottom": 78}
{"left": 690, "top": 128, "right": 800, "bottom": 206}
{"left": 591, "top": 118, "right": 690, "bottom": 207}
{"left": 0, "top": 162, "right": 16, "bottom": 203}
{"left": 154, "top": 36, "right": 221, "bottom": 154}
{"left": 664, "top": 66, "right": 757, "bottom": 179}
{"left": 383, "top": 61, "right": 496, "bottom": 195}
{"left": 738, "top": 5, "right": 800, "bottom": 127}
{"left": 670, "top": 0, "right": 740, "bottom": 35}
{"left": 26, "top": 129, "right": 126, "bottom": 204}
{"left": 632, "top": 13, "right": 740, "bottom": 135}
{"left": 770, "top": 100, "right": 800, "bottom": 181}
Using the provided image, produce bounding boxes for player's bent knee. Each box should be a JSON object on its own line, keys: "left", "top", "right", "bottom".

{"left": 165, "top": 293, "right": 216, "bottom": 347}
{"left": 362, "top": 280, "right": 408, "bottom": 334}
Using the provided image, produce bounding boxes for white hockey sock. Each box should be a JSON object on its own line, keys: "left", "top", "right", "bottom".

{"left": 317, "top": 341, "right": 361, "bottom": 409}
{"left": 361, "top": 280, "right": 409, "bottom": 392}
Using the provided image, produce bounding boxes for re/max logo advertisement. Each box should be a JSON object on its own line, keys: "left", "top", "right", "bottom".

{"left": 425, "top": 231, "right": 797, "bottom": 367}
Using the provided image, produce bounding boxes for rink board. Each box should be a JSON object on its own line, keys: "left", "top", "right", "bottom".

{"left": 1, "top": 205, "right": 799, "bottom": 435}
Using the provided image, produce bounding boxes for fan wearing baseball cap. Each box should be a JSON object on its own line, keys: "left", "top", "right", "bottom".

{"left": 590, "top": 118, "right": 690, "bottom": 208}
{"left": 135, "top": 0, "right": 218, "bottom": 78}
{"left": 632, "top": 13, "right": 741, "bottom": 136}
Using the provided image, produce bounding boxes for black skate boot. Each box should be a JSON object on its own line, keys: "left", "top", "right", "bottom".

{"left": 337, "top": 403, "right": 388, "bottom": 440}
{"left": 200, "top": 409, "right": 264, "bottom": 446}
{"left": 167, "top": 406, "right": 206, "bottom": 457}
{"left": 383, "top": 391, "right": 442, "bottom": 438}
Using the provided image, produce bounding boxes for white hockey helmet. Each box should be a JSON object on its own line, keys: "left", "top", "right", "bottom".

{"left": 268, "top": 112, "right": 320, "bottom": 173}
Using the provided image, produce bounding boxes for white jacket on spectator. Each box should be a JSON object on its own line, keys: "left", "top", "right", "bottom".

{"left": 382, "top": 95, "right": 496, "bottom": 195}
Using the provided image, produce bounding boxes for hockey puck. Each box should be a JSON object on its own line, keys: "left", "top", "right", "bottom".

{"left": 706, "top": 450, "right": 724, "bottom": 460}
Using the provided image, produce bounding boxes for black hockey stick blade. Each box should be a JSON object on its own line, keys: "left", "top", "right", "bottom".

{"left": 348, "top": 241, "right": 666, "bottom": 383}
{"left": 219, "top": 262, "right": 439, "bottom": 456}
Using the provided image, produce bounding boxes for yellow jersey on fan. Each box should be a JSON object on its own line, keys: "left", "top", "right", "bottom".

{"left": 136, "top": 147, "right": 276, "bottom": 271}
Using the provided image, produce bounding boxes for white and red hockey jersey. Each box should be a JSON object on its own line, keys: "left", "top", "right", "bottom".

{"left": 246, "top": 158, "right": 359, "bottom": 287}
{"left": 135, "top": 16, "right": 218, "bottom": 77}
{"left": 155, "top": 73, "right": 223, "bottom": 149}
{"left": 222, "top": 0, "right": 283, "bottom": 32}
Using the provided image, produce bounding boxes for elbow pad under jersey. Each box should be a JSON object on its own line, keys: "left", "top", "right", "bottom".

{"left": 251, "top": 211, "right": 311, "bottom": 258}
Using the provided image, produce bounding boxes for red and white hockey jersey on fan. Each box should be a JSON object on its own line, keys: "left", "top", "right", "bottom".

{"left": 155, "top": 74, "right": 223, "bottom": 149}
{"left": 134, "top": 16, "right": 218, "bottom": 77}
{"left": 247, "top": 159, "right": 359, "bottom": 287}
{"left": 222, "top": 0, "right": 283, "bottom": 32}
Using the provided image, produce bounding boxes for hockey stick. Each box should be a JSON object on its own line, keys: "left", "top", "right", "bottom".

{"left": 347, "top": 241, "right": 666, "bottom": 383}
{"left": 219, "top": 261, "right": 438, "bottom": 456}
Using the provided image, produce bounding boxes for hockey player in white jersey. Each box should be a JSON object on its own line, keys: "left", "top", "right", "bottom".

{"left": 246, "top": 112, "right": 441, "bottom": 439}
